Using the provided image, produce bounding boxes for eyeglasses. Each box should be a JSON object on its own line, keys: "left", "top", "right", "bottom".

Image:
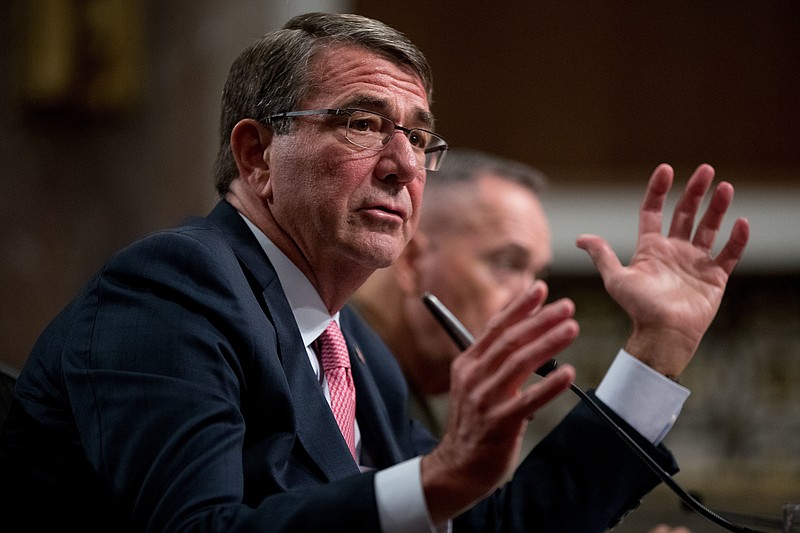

{"left": 268, "top": 108, "right": 449, "bottom": 171}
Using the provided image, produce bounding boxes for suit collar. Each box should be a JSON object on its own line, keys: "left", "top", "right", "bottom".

{"left": 206, "top": 200, "right": 361, "bottom": 479}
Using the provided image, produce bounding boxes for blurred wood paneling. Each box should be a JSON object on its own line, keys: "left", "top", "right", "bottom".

{"left": 355, "top": 1, "right": 800, "bottom": 183}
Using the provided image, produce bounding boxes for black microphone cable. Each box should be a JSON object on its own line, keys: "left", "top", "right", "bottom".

{"left": 421, "top": 292, "right": 764, "bottom": 533}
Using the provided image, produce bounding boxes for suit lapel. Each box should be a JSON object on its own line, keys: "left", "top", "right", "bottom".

{"left": 261, "top": 278, "right": 361, "bottom": 479}
{"left": 207, "top": 201, "right": 360, "bottom": 480}
{"left": 346, "top": 334, "right": 405, "bottom": 468}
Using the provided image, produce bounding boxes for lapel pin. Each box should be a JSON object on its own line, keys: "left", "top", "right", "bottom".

{"left": 355, "top": 345, "right": 366, "bottom": 365}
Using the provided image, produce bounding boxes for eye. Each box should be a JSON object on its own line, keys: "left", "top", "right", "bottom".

{"left": 347, "top": 113, "right": 383, "bottom": 135}
{"left": 408, "top": 129, "right": 430, "bottom": 149}
{"left": 484, "top": 247, "right": 534, "bottom": 283}
{"left": 489, "top": 254, "right": 527, "bottom": 272}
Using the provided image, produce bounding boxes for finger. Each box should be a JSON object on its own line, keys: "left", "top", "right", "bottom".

{"left": 691, "top": 180, "right": 733, "bottom": 252}
{"left": 667, "top": 163, "right": 715, "bottom": 240}
{"left": 714, "top": 217, "right": 750, "bottom": 275}
{"left": 471, "top": 297, "right": 576, "bottom": 383}
{"left": 503, "top": 364, "right": 576, "bottom": 422}
{"left": 472, "top": 280, "right": 549, "bottom": 355}
{"left": 638, "top": 163, "right": 674, "bottom": 236}
{"left": 576, "top": 234, "right": 622, "bottom": 278}
{"left": 445, "top": 305, "right": 576, "bottom": 435}
{"left": 479, "top": 312, "right": 579, "bottom": 396}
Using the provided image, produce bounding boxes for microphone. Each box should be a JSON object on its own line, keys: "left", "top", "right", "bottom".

{"left": 421, "top": 292, "right": 766, "bottom": 533}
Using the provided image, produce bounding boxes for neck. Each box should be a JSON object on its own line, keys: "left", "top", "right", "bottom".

{"left": 226, "top": 190, "right": 373, "bottom": 314}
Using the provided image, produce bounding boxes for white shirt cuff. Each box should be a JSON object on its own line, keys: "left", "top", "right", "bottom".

{"left": 375, "top": 457, "right": 450, "bottom": 532}
{"left": 595, "top": 349, "right": 690, "bottom": 445}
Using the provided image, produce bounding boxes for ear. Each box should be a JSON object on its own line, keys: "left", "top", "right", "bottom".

{"left": 230, "top": 119, "right": 273, "bottom": 197}
{"left": 394, "top": 232, "right": 430, "bottom": 294}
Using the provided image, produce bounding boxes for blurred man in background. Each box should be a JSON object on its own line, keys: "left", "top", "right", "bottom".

{"left": 352, "top": 148, "right": 552, "bottom": 436}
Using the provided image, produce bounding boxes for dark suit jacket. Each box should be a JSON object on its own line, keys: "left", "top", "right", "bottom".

{"left": 0, "top": 200, "right": 677, "bottom": 532}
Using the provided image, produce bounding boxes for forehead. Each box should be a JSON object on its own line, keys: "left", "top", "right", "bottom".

{"left": 447, "top": 176, "right": 552, "bottom": 262}
{"left": 474, "top": 175, "right": 549, "bottom": 230}
{"left": 304, "top": 43, "right": 433, "bottom": 126}
{"left": 426, "top": 175, "right": 551, "bottom": 241}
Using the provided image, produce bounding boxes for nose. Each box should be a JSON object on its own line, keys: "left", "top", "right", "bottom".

{"left": 376, "top": 131, "right": 422, "bottom": 183}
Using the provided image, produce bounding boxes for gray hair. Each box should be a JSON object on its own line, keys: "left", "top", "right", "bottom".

{"left": 213, "top": 12, "right": 434, "bottom": 194}
{"left": 425, "top": 148, "right": 547, "bottom": 197}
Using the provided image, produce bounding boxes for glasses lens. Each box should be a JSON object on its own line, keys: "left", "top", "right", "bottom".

{"left": 345, "top": 111, "right": 391, "bottom": 150}
{"left": 424, "top": 142, "right": 448, "bottom": 171}
{"left": 343, "top": 109, "right": 448, "bottom": 171}
{"left": 405, "top": 128, "right": 448, "bottom": 171}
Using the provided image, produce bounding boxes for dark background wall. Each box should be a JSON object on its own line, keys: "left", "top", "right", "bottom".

{"left": 355, "top": 1, "right": 799, "bottom": 179}
{"left": 1, "top": 1, "right": 797, "bottom": 530}
{"left": 354, "top": 1, "right": 800, "bottom": 277}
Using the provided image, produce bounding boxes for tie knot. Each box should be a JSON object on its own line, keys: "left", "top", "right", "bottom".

{"left": 318, "top": 321, "right": 350, "bottom": 371}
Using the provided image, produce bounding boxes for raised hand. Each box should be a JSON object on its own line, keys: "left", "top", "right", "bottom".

{"left": 421, "top": 281, "right": 578, "bottom": 522}
{"left": 576, "top": 163, "right": 750, "bottom": 378}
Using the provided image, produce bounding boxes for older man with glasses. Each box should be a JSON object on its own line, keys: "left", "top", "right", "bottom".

{"left": 0, "top": 12, "right": 749, "bottom": 533}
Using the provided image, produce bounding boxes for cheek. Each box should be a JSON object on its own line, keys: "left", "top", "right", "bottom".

{"left": 269, "top": 138, "right": 313, "bottom": 196}
{"left": 419, "top": 255, "right": 501, "bottom": 331}
{"left": 455, "top": 265, "right": 524, "bottom": 332}
{"left": 462, "top": 286, "right": 512, "bottom": 335}
{"left": 270, "top": 139, "right": 355, "bottom": 215}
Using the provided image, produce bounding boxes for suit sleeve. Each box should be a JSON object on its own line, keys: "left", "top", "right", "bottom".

{"left": 453, "top": 391, "right": 678, "bottom": 533}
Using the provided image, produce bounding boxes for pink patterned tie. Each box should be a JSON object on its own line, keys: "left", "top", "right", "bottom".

{"left": 317, "top": 321, "right": 357, "bottom": 461}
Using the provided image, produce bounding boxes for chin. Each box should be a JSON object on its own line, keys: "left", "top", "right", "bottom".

{"left": 353, "top": 236, "right": 404, "bottom": 267}
{"left": 367, "top": 252, "right": 400, "bottom": 270}
{"left": 344, "top": 246, "right": 398, "bottom": 271}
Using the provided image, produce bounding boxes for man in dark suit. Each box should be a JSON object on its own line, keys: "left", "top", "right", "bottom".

{"left": 0, "top": 12, "right": 749, "bottom": 532}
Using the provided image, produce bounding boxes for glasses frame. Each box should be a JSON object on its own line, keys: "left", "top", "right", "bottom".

{"left": 267, "top": 108, "right": 448, "bottom": 171}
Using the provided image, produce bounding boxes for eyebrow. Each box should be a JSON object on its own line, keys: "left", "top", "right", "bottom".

{"left": 340, "top": 95, "right": 435, "bottom": 129}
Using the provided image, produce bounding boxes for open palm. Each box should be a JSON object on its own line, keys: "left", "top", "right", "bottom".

{"left": 577, "top": 164, "right": 750, "bottom": 378}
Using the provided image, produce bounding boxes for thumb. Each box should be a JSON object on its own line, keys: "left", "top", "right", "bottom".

{"left": 576, "top": 234, "right": 622, "bottom": 276}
